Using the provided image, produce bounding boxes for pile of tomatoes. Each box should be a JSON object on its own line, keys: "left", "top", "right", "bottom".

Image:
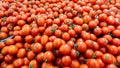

{"left": 0, "top": 0, "right": 120, "bottom": 68}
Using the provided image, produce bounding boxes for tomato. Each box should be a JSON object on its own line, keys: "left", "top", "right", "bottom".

{"left": 53, "top": 38, "right": 62, "bottom": 48}
{"left": 21, "top": 24, "right": 31, "bottom": 36}
{"left": 59, "top": 44, "right": 71, "bottom": 55}
{"left": 94, "top": 51, "right": 103, "bottom": 58}
{"left": 102, "top": 53, "right": 113, "bottom": 64}
{"left": 0, "top": 61, "right": 7, "bottom": 68}
{"left": 41, "top": 35, "right": 48, "bottom": 45}
{"left": 98, "top": 13, "right": 107, "bottom": 21}
{"left": 106, "top": 64, "right": 117, "bottom": 68}
{"left": 71, "top": 60, "right": 80, "bottom": 68}
{"left": 13, "top": 58, "right": 24, "bottom": 67}
{"left": 97, "top": 38, "right": 108, "bottom": 47}
{"left": 25, "top": 35, "right": 33, "bottom": 43}
{"left": 43, "top": 51, "right": 55, "bottom": 62}
{"left": 8, "top": 45, "right": 18, "bottom": 55}
{"left": 31, "top": 43, "right": 43, "bottom": 53}
{"left": 0, "top": 32, "right": 7, "bottom": 40}
{"left": 27, "top": 51, "right": 35, "bottom": 60}
{"left": 87, "top": 59, "right": 100, "bottom": 68}
{"left": 45, "top": 42, "right": 54, "bottom": 51}
{"left": 73, "top": 17, "right": 83, "bottom": 25}
{"left": 112, "top": 38, "right": 120, "bottom": 46}
{"left": 4, "top": 54, "right": 14, "bottom": 63}
{"left": 62, "top": 56, "right": 72, "bottom": 66}
{"left": 107, "top": 45, "right": 118, "bottom": 55}
{"left": 0, "top": 42, "right": 5, "bottom": 49}
{"left": 29, "top": 60, "right": 38, "bottom": 68}
{"left": 89, "top": 20, "right": 98, "bottom": 29}
{"left": 6, "top": 64, "right": 14, "bottom": 68}
{"left": 76, "top": 42, "right": 87, "bottom": 52}
{"left": 62, "top": 32, "right": 70, "bottom": 41}
{"left": 84, "top": 49, "right": 94, "bottom": 58}
{"left": 80, "top": 64, "right": 88, "bottom": 68}
{"left": 93, "top": 26, "right": 102, "bottom": 36}
{"left": 14, "top": 36, "right": 22, "bottom": 43}
{"left": 112, "top": 29, "right": 120, "bottom": 37}
{"left": 17, "top": 48, "right": 26, "bottom": 58}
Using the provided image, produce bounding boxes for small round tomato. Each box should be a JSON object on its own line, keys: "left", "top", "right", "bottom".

{"left": 70, "top": 49, "right": 80, "bottom": 59}
{"left": 6, "top": 64, "right": 14, "bottom": 68}
{"left": 27, "top": 51, "right": 35, "bottom": 60}
{"left": 17, "top": 48, "right": 26, "bottom": 58}
{"left": 25, "top": 35, "right": 33, "bottom": 43}
{"left": 29, "top": 60, "right": 38, "bottom": 68}
{"left": 97, "top": 38, "right": 108, "bottom": 47}
{"left": 106, "top": 64, "right": 117, "bottom": 68}
{"left": 73, "top": 17, "right": 83, "bottom": 25}
{"left": 98, "top": 13, "right": 107, "bottom": 21}
{"left": 84, "top": 49, "right": 94, "bottom": 58}
{"left": 87, "top": 59, "right": 100, "bottom": 68}
{"left": 4, "top": 54, "right": 14, "bottom": 63}
{"left": 89, "top": 20, "right": 98, "bottom": 29}
{"left": 71, "top": 60, "right": 80, "bottom": 68}
{"left": 94, "top": 26, "right": 102, "bottom": 36}
{"left": 96, "top": 59, "right": 105, "bottom": 68}
{"left": 107, "top": 45, "right": 118, "bottom": 55}
{"left": 36, "top": 52, "right": 44, "bottom": 62}
{"left": 62, "top": 56, "right": 72, "bottom": 66}
{"left": 79, "top": 64, "right": 88, "bottom": 68}
{"left": 76, "top": 42, "right": 87, "bottom": 52}
{"left": 112, "top": 29, "right": 120, "bottom": 37}
{"left": 8, "top": 45, "right": 18, "bottom": 55}
{"left": 102, "top": 53, "right": 113, "bottom": 64}
{"left": 43, "top": 51, "right": 55, "bottom": 62}
{"left": 45, "top": 42, "right": 54, "bottom": 51}
{"left": 13, "top": 58, "right": 24, "bottom": 67}
{"left": 41, "top": 35, "right": 48, "bottom": 45}
{"left": 31, "top": 43, "right": 43, "bottom": 53}
{"left": 62, "top": 32, "right": 70, "bottom": 41}
{"left": 53, "top": 38, "right": 62, "bottom": 49}
{"left": 59, "top": 44, "right": 71, "bottom": 55}
{"left": 0, "top": 32, "right": 7, "bottom": 40}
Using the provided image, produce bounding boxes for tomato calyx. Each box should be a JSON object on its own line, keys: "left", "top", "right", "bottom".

{"left": 114, "top": 62, "right": 119, "bottom": 67}
{"left": 44, "top": 59, "right": 48, "bottom": 62}
{"left": 26, "top": 48, "right": 30, "bottom": 52}
{"left": 92, "top": 54, "right": 96, "bottom": 59}
{"left": 105, "top": 55, "right": 110, "bottom": 60}
{"left": 108, "top": 33, "right": 115, "bottom": 38}
{"left": 71, "top": 38, "right": 75, "bottom": 42}
{"left": 76, "top": 51, "right": 80, "bottom": 57}
{"left": 69, "top": 24, "right": 75, "bottom": 29}
{"left": 74, "top": 43, "right": 78, "bottom": 48}
{"left": 29, "top": 64, "right": 33, "bottom": 68}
